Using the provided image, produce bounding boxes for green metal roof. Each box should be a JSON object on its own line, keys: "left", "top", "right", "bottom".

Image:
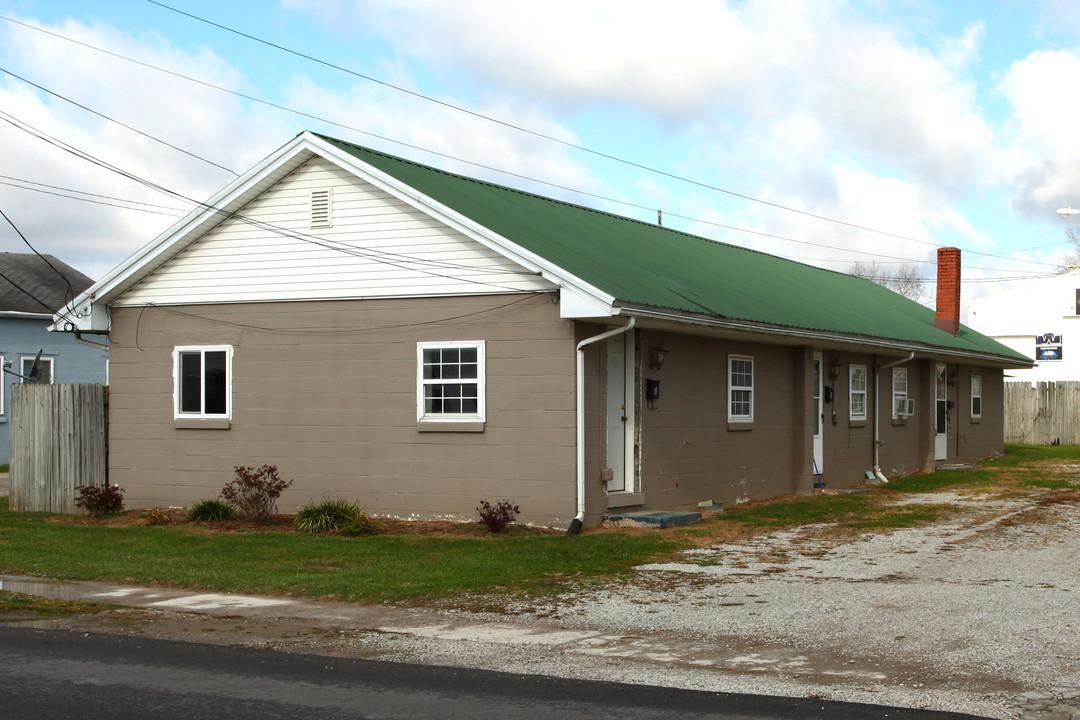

{"left": 319, "top": 134, "right": 1029, "bottom": 364}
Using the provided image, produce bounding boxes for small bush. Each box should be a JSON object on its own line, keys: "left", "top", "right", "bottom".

{"left": 294, "top": 497, "right": 363, "bottom": 533}
{"left": 75, "top": 484, "right": 125, "bottom": 518}
{"left": 477, "top": 499, "right": 520, "bottom": 533}
{"left": 187, "top": 498, "right": 239, "bottom": 522}
{"left": 341, "top": 513, "right": 383, "bottom": 537}
{"left": 140, "top": 508, "right": 171, "bottom": 526}
{"left": 220, "top": 465, "right": 292, "bottom": 525}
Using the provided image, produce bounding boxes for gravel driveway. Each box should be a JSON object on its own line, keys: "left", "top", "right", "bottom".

{"left": 8, "top": 485, "right": 1079, "bottom": 720}
{"left": 347, "top": 489, "right": 1080, "bottom": 719}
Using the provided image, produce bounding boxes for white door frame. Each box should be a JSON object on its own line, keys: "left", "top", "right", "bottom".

{"left": 935, "top": 363, "right": 948, "bottom": 461}
{"left": 813, "top": 351, "right": 824, "bottom": 475}
{"left": 605, "top": 333, "right": 635, "bottom": 493}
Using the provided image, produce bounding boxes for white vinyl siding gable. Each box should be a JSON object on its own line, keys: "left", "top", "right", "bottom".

{"left": 115, "top": 157, "right": 554, "bottom": 307}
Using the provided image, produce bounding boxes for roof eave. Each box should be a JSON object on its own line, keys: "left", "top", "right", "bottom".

{"left": 616, "top": 302, "right": 1035, "bottom": 369}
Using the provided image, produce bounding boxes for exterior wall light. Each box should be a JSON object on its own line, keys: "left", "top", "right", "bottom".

{"left": 650, "top": 345, "right": 669, "bottom": 370}
{"left": 829, "top": 356, "right": 842, "bottom": 379}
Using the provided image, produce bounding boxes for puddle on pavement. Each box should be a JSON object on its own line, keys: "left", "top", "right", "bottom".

{"left": 0, "top": 578, "right": 85, "bottom": 601}
{"left": 0, "top": 618, "right": 67, "bottom": 629}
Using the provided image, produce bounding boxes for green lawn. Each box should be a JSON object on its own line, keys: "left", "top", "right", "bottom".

{"left": 0, "top": 444, "right": 1074, "bottom": 606}
{"left": 0, "top": 499, "right": 677, "bottom": 605}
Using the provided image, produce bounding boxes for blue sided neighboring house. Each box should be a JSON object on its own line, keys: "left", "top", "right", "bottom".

{"left": 0, "top": 253, "right": 108, "bottom": 465}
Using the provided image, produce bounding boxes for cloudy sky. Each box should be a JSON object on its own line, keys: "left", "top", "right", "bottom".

{"left": 3, "top": 0, "right": 1080, "bottom": 307}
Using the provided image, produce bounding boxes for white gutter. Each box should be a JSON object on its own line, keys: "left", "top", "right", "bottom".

{"left": 873, "top": 352, "right": 915, "bottom": 483}
{"left": 567, "top": 317, "right": 635, "bottom": 536}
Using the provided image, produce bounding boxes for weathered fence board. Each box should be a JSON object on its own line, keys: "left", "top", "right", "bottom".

{"left": 1004, "top": 381, "right": 1080, "bottom": 445}
{"left": 9, "top": 383, "right": 107, "bottom": 512}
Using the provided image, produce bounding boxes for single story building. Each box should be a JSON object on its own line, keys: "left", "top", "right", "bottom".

{"left": 53, "top": 132, "right": 1031, "bottom": 530}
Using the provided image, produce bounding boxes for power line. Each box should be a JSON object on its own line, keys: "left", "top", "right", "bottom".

{"left": 0, "top": 207, "right": 80, "bottom": 321}
{"left": 1, "top": 12, "right": 1066, "bottom": 274}
{"left": 1, "top": 110, "right": 546, "bottom": 294}
{"left": 0, "top": 66, "right": 239, "bottom": 176}
{"left": 145, "top": 0, "right": 946, "bottom": 248}
{"left": 0, "top": 176, "right": 189, "bottom": 217}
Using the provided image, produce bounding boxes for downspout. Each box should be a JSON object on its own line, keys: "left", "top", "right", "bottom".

{"left": 567, "top": 317, "right": 636, "bottom": 536}
{"left": 873, "top": 351, "right": 914, "bottom": 483}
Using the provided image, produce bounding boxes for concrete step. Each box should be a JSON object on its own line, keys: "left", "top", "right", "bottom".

{"left": 601, "top": 510, "right": 702, "bottom": 530}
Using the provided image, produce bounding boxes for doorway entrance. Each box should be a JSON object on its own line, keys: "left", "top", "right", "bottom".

{"left": 935, "top": 364, "right": 948, "bottom": 461}
{"left": 605, "top": 333, "right": 635, "bottom": 493}
{"left": 813, "top": 352, "right": 824, "bottom": 475}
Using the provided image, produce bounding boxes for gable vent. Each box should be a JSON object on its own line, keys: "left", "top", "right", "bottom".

{"left": 310, "top": 188, "right": 332, "bottom": 228}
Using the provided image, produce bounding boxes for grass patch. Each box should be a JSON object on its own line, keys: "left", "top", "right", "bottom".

{"left": 0, "top": 443, "right": 1076, "bottom": 606}
{"left": 0, "top": 511, "right": 678, "bottom": 605}
{"left": 0, "top": 590, "right": 115, "bottom": 619}
{"left": 987, "top": 444, "right": 1080, "bottom": 467}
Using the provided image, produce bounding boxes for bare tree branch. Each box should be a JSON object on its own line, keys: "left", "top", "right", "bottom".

{"left": 849, "top": 260, "right": 928, "bottom": 303}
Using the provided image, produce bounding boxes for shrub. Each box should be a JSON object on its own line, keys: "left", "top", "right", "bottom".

{"left": 294, "top": 497, "right": 363, "bottom": 533}
{"left": 75, "top": 483, "right": 125, "bottom": 518}
{"left": 220, "top": 465, "right": 292, "bottom": 525}
{"left": 140, "top": 508, "right": 171, "bottom": 526}
{"left": 187, "top": 498, "right": 239, "bottom": 522}
{"left": 476, "top": 499, "right": 520, "bottom": 533}
{"left": 341, "top": 513, "right": 383, "bottom": 537}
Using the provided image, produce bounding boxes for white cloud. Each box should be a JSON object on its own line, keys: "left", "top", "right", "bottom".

{"left": 0, "top": 15, "right": 288, "bottom": 279}
{"left": 997, "top": 48, "right": 1080, "bottom": 217}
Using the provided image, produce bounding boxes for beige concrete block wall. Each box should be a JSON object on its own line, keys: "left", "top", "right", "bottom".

{"left": 821, "top": 351, "right": 878, "bottom": 487}
{"left": 107, "top": 294, "right": 580, "bottom": 527}
{"left": 955, "top": 366, "right": 1005, "bottom": 462}
{"left": 636, "top": 333, "right": 800, "bottom": 509}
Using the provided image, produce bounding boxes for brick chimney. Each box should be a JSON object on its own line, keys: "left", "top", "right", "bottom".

{"left": 934, "top": 247, "right": 961, "bottom": 335}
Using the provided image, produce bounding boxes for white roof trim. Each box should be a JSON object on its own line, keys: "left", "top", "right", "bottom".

{"left": 53, "top": 132, "right": 616, "bottom": 332}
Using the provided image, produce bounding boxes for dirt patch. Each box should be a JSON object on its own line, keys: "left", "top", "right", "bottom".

{"left": 44, "top": 509, "right": 559, "bottom": 538}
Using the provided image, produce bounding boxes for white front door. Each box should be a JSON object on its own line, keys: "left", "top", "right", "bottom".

{"left": 935, "top": 364, "right": 948, "bottom": 461}
{"left": 813, "top": 352, "right": 824, "bottom": 475}
{"left": 605, "top": 333, "right": 635, "bottom": 493}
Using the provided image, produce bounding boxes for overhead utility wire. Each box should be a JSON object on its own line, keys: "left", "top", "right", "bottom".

{"left": 0, "top": 66, "right": 237, "bottom": 177}
{"left": 0, "top": 174, "right": 190, "bottom": 211}
{"left": 0, "top": 111, "right": 541, "bottom": 293}
{"left": 0, "top": 176, "right": 189, "bottom": 217}
{"left": 0, "top": 67, "right": 239, "bottom": 176}
{"left": 154, "top": 2, "right": 1080, "bottom": 272}
{"left": 146, "top": 0, "right": 940, "bottom": 248}
{"left": 0, "top": 206, "right": 79, "bottom": 321}
{"left": 1, "top": 14, "right": 1062, "bottom": 274}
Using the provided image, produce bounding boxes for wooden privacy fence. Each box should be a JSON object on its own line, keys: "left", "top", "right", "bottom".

{"left": 10, "top": 383, "right": 107, "bottom": 513}
{"left": 1004, "top": 381, "right": 1080, "bottom": 445}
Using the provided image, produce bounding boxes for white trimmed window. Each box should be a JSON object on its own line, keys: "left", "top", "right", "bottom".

{"left": 0, "top": 355, "right": 4, "bottom": 415}
{"left": 417, "top": 341, "right": 485, "bottom": 422}
{"left": 174, "top": 346, "right": 232, "bottom": 418}
{"left": 21, "top": 355, "right": 53, "bottom": 384}
{"left": 971, "top": 375, "right": 983, "bottom": 418}
{"left": 892, "top": 367, "right": 909, "bottom": 419}
{"left": 728, "top": 355, "right": 754, "bottom": 422}
{"left": 849, "top": 364, "right": 867, "bottom": 420}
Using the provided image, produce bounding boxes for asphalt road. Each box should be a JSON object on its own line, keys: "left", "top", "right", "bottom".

{"left": 0, "top": 627, "right": 988, "bottom": 720}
